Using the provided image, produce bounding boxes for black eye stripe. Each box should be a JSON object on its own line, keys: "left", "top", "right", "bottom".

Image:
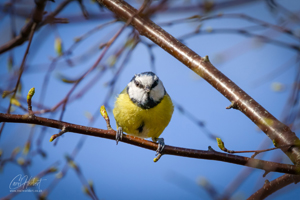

{"left": 151, "top": 79, "right": 158, "bottom": 89}
{"left": 134, "top": 80, "right": 143, "bottom": 88}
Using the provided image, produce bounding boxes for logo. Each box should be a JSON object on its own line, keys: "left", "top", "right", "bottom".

{"left": 9, "top": 174, "right": 46, "bottom": 193}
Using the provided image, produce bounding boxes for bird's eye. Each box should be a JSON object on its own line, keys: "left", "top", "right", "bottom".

{"left": 134, "top": 80, "right": 140, "bottom": 87}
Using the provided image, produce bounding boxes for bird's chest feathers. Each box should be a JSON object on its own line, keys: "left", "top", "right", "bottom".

{"left": 113, "top": 93, "right": 173, "bottom": 138}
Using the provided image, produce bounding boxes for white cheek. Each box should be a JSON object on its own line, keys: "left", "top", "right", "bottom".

{"left": 150, "top": 82, "right": 165, "bottom": 102}
{"left": 128, "top": 82, "right": 147, "bottom": 103}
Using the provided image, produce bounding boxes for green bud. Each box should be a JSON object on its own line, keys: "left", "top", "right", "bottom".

{"left": 27, "top": 87, "right": 35, "bottom": 100}
{"left": 216, "top": 138, "right": 225, "bottom": 150}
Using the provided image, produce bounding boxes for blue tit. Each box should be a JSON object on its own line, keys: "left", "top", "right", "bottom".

{"left": 113, "top": 72, "right": 174, "bottom": 154}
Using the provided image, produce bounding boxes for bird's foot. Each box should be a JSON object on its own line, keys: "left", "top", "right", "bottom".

{"left": 153, "top": 137, "right": 165, "bottom": 156}
{"left": 116, "top": 127, "right": 123, "bottom": 145}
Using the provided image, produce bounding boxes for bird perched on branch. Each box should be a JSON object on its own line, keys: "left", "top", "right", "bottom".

{"left": 113, "top": 72, "right": 174, "bottom": 154}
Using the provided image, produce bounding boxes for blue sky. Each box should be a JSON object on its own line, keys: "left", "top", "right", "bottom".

{"left": 0, "top": 0, "right": 300, "bottom": 199}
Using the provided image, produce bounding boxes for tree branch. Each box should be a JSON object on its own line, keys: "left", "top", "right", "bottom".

{"left": 0, "top": 0, "right": 71, "bottom": 54}
{"left": 97, "top": 0, "right": 300, "bottom": 165}
{"left": 0, "top": 0, "right": 50, "bottom": 54}
{"left": 0, "top": 113, "right": 299, "bottom": 175}
{"left": 248, "top": 174, "right": 300, "bottom": 200}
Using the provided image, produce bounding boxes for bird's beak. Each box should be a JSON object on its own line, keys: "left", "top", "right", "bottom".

{"left": 145, "top": 86, "right": 151, "bottom": 93}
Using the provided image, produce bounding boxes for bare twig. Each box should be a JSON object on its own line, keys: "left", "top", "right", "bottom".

{"left": 40, "top": 136, "right": 87, "bottom": 199}
{"left": 49, "top": 126, "right": 68, "bottom": 142}
{"left": 216, "top": 137, "right": 296, "bottom": 158}
{"left": 0, "top": 0, "right": 50, "bottom": 54}
{"left": 65, "top": 154, "right": 98, "bottom": 200}
{"left": 174, "top": 102, "right": 219, "bottom": 140}
{"left": 159, "top": 13, "right": 300, "bottom": 40}
{"left": 0, "top": 22, "right": 37, "bottom": 138}
{"left": 178, "top": 27, "right": 299, "bottom": 52}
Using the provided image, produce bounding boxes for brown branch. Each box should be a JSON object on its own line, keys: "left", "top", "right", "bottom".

{"left": 247, "top": 174, "right": 300, "bottom": 200}
{"left": 0, "top": 113, "right": 299, "bottom": 175}
{"left": 0, "top": 0, "right": 71, "bottom": 54}
{"left": 0, "top": 0, "right": 50, "bottom": 54}
{"left": 97, "top": 0, "right": 300, "bottom": 165}
{"left": 220, "top": 138, "right": 290, "bottom": 199}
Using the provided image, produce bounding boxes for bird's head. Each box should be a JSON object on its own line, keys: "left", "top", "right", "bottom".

{"left": 127, "top": 72, "right": 166, "bottom": 109}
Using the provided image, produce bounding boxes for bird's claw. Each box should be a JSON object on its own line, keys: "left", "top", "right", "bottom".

{"left": 116, "top": 127, "right": 123, "bottom": 145}
{"left": 155, "top": 138, "right": 165, "bottom": 156}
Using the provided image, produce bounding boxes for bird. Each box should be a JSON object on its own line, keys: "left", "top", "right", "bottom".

{"left": 113, "top": 71, "right": 174, "bottom": 154}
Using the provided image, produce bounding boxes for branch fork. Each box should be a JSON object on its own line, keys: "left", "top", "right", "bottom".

{"left": 49, "top": 126, "right": 68, "bottom": 142}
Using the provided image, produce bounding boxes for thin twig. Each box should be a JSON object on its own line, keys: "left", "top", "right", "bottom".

{"left": 0, "top": 23, "right": 37, "bottom": 138}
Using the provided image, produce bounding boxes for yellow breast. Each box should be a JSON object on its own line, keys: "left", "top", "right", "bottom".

{"left": 113, "top": 92, "right": 174, "bottom": 139}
